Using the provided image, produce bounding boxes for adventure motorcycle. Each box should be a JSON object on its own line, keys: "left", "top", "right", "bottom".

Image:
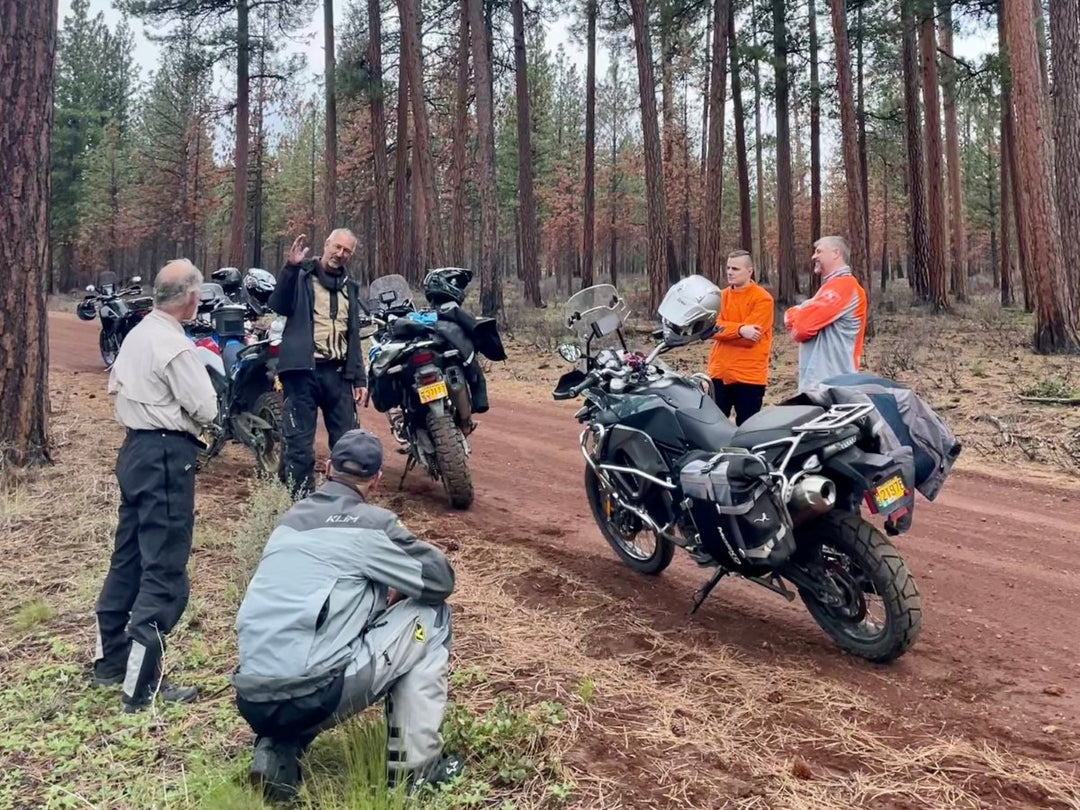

{"left": 362, "top": 272, "right": 505, "bottom": 510}
{"left": 552, "top": 277, "right": 923, "bottom": 663}
{"left": 75, "top": 272, "right": 152, "bottom": 369}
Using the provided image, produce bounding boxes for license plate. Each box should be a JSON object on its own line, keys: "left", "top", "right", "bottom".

{"left": 873, "top": 475, "right": 906, "bottom": 510}
{"left": 418, "top": 380, "right": 448, "bottom": 404}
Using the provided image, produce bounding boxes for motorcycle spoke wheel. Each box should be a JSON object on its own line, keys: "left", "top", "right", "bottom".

{"left": 585, "top": 466, "right": 674, "bottom": 576}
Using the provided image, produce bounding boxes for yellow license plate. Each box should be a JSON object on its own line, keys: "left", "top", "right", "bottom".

{"left": 874, "top": 475, "right": 906, "bottom": 508}
{"left": 418, "top": 380, "right": 448, "bottom": 404}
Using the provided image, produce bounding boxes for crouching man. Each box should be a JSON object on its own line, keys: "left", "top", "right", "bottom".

{"left": 232, "top": 429, "right": 462, "bottom": 802}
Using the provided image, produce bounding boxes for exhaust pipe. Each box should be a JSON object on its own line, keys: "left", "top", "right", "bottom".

{"left": 789, "top": 475, "right": 836, "bottom": 525}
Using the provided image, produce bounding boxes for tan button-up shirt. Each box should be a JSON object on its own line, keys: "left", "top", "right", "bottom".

{"left": 312, "top": 280, "right": 349, "bottom": 362}
{"left": 108, "top": 308, "right": 218, "bottom": 437}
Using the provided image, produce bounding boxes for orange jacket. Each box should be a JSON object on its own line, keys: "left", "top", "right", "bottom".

{"left": 706, "top": 282, "right": 774, "bottom": 385}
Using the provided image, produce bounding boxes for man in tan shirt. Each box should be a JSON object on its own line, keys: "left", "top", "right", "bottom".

{"left": 92, "top": 259, "right": 218, "bottom": 713}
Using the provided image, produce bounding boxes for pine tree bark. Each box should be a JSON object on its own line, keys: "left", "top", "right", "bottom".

{"left": 939, "top": 1, "right": 968, "bottom": 302}
{"left": 809, "top": 0, "right": 822, "bottom": 290}
{"left": 1000, "top": 8, "right": 1032, "bottom": 311}
{"left": 630, "top": 0, "right": 672, "bottom": 312}
{"left": 917, "top": 1, "right": 950, "bottom": 311}
{"left": 774, "top": 0, "right": 797, "bottom": 304}
{"left": 729, "top": 2, "right": 752, "bottom": 253}
{"left": 512, "top": 0, "right": 542, "bottom": 305}
{"left": 449, "top": 3, "right": 470, "bottom": 267}
{"left": 830, "top": 0, "right": 870, "bottom": 298}
{"left": 753, "top": 20, "right": 766, "bottom": 282}
{"left": 856, "top": 1, "right": 870, "bottom": 272}
{"left": 1003, "top": 0, "right": 1080, "bottom": 352}
{"left": 393, "top": 68, "right": 410, "bottom": 277}
{"left": 323, "top": 0, "right": 337, "bottom": 235}
{"left": 469, "top": 0, "right": 501, "bottom": 315}
{"left": 999, "top": 101, "right": 1013, "bottom": 307}
{"left": 1050, "top": 0, "right": 1080, "bottom": 307}
{"left": 368, "top": 0, "right": 393, "bottom": 277}
{"left": 702, "top": 0, "right": 730, "bottom": 283}
{"left": 0, "top": 0, "right": 55, "bottom": 467}
{"left": 399, "top": 0, "right": 442, "bottom": 270}
{"left": 227, "top": 0, "right": 250, "bottom": 268}
{"left": 901, "top": 0, "right": 930, "bottom": 302}
{"left": 582, "top": 0, "right": 597, "bottom": 290}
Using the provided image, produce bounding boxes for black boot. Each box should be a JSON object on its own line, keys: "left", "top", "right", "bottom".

{"left": 120, "top": 639, "right": 198, "bottom": 713}
{"left": 250, "top": 736, "right": 303, "bottom": 803}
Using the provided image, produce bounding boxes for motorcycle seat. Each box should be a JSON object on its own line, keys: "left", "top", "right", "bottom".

{"left": 730, "top": 405, "right": 825, "bottom": 449}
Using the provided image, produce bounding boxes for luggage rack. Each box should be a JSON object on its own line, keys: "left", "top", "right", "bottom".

{"left": 790, "top": 403, "right": 875, "bottom": 434}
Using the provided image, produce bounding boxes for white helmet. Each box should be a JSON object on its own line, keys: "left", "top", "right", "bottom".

{"left": 657, "top": 275, "right": 721, "bottom": 345}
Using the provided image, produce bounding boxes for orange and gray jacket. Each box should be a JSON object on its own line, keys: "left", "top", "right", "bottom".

{"left": 784, "top": 269, "right": 867, "bottom": 391}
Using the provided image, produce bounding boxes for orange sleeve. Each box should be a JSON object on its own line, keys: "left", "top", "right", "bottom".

{"left": 785, "top": 281, "right": 849, "bottom": 343}
{"left": 714, "top": 288, "right": 773, "bottom": 344}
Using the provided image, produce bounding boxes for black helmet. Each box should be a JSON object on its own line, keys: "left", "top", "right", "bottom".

{"left": 76, "top": 300, "right": 98, "bottom": 321}
{"left": 212, "top": 266, "right": 243, "bottom": 294}
{"left": 244, "top": 268, "right": 276, "bottom": 304}
{"left": 422, "top": 267, "right": 473, "bottom": 306}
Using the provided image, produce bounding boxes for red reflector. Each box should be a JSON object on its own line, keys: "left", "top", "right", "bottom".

{"left": 411, "top": 351, "right": 435, "bottom": 365}
{"left": 268, "top": 344, "right": 280, "bottom": 356}
{"left": 419, "top": 375, "right": 439, "bottom": 385}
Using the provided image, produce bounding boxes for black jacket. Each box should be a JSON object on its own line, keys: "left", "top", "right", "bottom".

{"left": 268, "top": 259, "right": 367, "bottom": 385}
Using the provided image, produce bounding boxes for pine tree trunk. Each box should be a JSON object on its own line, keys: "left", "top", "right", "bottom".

{"left": 399, "top": 0, "right": 441, "bottom": 270}
{"left": 917, "top": 2, "right": 950, "bottom": 311}
{"left": 774, "top": 0, "right": 797, "bottom": 304}
{"left": 901, "top": 0, "right": 930, "bottom": 301}
{"left": 0, "top": 0, "right": 55, "bottom": 467}
{"left": 1000, "top": 9, "right": 1032, "bottom": 311}
{"left": 702, "top": 0, "right": 730, "bottom": 283}
{"left": 630, "top": 0, "right": 672, "bottom": 312}
{"left": 1003, "top": 0, "right": 1080, "bottom": 352}
{"left": 1000, "top": 81, "right": 1014, "bottom": 307}
{"left": 469, "top": 0, "right": 501, "bottom": 315}
{"left": 830, "top": 0, "right": 870, "bottom": 298}
{"left": 1050, "top": 0, "right": 1080, "bottom": 307}
{"left": 856, "top": 1, "right": 870, "bottom": 272}
{"left": 809, "top": 0, "right": 822, "bottom": 291}
{"left": 610, "top": 60, "right": 620, "bottom": 288}
{"left": 753, "top": 19, "right": 767, "bottom": 281}
{"left": 449, "top": 3, "right": 470, "bottom": 267}
{"left": 881, "top": 157, "right": 889, "bottom": 293}
{"left": 369, "top": 0, "right": 393, "bottom": 277}
{"left": 729, "top": 2, "right": 752, "bottom": 253}
{"left": 324, "top": 0, "right": 337, "bottom": 235}
{"left": 660, "top": 0, "right": 680, "bottom": 282}
{"left": 939, "top": 1, "right": 968, "bottom": 302}
{"left": 512, "top": 0, "right": 542, "bottom": 305}
{"left": 228, "top": 0, "right": 250, "bottom": 268}
{"left": 393, "top": 68, "right": 410, "bottom": 276}
{"left": 582, "top": 0, "right": 597, "bottom": 290}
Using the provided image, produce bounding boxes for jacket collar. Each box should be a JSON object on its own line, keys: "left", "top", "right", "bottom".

{"left": 317, "top": 480, "right": 367, "bottom": 504}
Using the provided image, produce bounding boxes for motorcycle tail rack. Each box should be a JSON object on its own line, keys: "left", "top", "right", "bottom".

{"left": 790, "top": 403, "right": 875, "bottom": 434}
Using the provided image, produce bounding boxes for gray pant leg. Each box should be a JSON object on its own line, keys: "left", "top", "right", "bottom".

{"left": 304, "top": 599, "right": 451, "bottom": 779}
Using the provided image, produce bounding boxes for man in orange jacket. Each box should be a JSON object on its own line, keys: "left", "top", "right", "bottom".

{"left": 706, "top": 250, "right": 774, "bottom": 425}
{"left": 784, "top": 235, "right": 868, "bottom": 391}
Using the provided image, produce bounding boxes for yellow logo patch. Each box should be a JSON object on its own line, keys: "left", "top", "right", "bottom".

{"left": 413, "top": 621, "right": 426, "bottom": 643}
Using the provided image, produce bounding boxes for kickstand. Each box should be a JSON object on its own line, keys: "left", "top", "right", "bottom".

{"left": 689, "top": 568, "right": 727, "bottom": 616}
{"left": 398, "top": 454, "right": 416, "bottom": 491}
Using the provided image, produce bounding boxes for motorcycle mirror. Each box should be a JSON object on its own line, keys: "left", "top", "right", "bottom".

{"left": 557, "top": 343, "right": 583, "bottom": 363}
{"left": 86, "top": 284, "right": 96, "bottom": 293}
{"left": 131, "top": 275, "right": 142, "bottom": 284}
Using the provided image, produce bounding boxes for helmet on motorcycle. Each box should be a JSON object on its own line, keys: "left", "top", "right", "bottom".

{"left": 422, "top": 267, "right": 473, "bottom": 306}
{"left": 212, "top": 267, "right": 243, "bottom": 294}
{"left": 244, "top": 268, "right": 276, "bottom": 304}
{"left": 657, "top": 274, "right": 721, "bottom": 346}
{"left": 76, "top": 300, "right": 98, "bottom": 321}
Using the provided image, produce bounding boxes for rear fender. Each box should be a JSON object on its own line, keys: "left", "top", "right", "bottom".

{"left": 823, "top": 446, "right": 914, "bottom": 522}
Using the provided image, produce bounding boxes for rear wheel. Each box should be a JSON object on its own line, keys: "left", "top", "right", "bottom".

{"left": 584, "top": 466, "right": 674, "bottom": 575}
{"left": 795, "top": 512, "right": 922, "bottom": 663}
{"left": 250, "top": 391, "right": 283, "bottom": 478}
{"left": 99, "top": 329, "right": 121, "bottom": 369}
{"left": 426, "top": 410, "right": 473, "bottom": 509}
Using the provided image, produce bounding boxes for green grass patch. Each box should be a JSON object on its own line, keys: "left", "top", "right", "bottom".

{"left": 12, "top": 598, "right": 54, "bottom": 631}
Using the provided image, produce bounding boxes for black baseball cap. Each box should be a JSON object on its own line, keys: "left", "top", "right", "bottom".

{"left": 330, "top": 429, "right": 383, "bottom": 477}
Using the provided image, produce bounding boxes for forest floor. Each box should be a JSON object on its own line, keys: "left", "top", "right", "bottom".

{"left": 2, "top": 289, "right": 1078, "bottom": 809}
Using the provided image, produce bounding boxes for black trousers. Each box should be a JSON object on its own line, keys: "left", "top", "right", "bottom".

{"left": 712, "top": 381, "right": 767, "bottom": 426}
{"left": 95, "top": 430, "right": 197, "bottom": 676}
{"left": 280, "top": 364, "right": 357, "bottom": 498}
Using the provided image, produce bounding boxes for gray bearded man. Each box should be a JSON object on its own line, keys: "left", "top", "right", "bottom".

{"left": 232, "top": 430, "right": 462, "bottom": 802}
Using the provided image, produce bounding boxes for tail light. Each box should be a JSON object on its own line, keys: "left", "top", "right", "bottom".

{"left": 410, "top": 351, "right": 435, "bottom": 366}
{"left": 418, "top": 373, "right": 440, "bottom": 385}
{"left": 195, "top": 337, "right": 221, "bottom": 355}
{"left": 268, "top": 344, "right": 280, "bottom": 357}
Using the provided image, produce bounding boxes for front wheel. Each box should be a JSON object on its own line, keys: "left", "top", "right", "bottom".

{"left": 426, "top": 410, "right": 473, "bottom": 510}
{"left": 250, "top": 391, "right": 283, "bottom": 478}
{"left": 99, "top": 328, "right": 121, "bottom": 369}
{"left": 795, "top": 512, "right": 922, "bottom": 663}
{"left": 584, "top": 466, "right": 674, "bottom": 576}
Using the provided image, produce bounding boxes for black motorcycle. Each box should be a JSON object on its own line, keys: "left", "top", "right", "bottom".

{"left": 75, "top": 272, "right": 152, "bottom": 369}
{"left": 363, "top": 273, "right": 504, "bottom": 509}
{"left": 552, "top": 279, "right": 923, "bottom": 663}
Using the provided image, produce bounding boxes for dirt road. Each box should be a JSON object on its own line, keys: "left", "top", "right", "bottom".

{"left": 50, "top": 312, "right": 1080, "bottom": 783}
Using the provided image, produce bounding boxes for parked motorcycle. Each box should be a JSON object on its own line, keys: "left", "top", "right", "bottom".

{"left": 552, "top": 277, "right": 923, "bottom": 663}
{"left": 363, "top": 272, "right": 504, "bottom": 509}
{"left": 75, "top": 272, "right": 151, "bottom": 369}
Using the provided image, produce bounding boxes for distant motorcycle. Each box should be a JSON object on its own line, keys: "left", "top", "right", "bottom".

{"left": 75, "top": 272, "right": 152, "bottom": 369}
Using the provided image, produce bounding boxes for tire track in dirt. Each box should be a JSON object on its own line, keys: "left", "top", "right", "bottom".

{"left": 50, "top": 312, "right": 1080, "bottom": 774}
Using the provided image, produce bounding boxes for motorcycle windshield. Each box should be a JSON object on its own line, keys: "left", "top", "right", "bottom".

{"left": 563, "top": 284, "right": 631, "bottom": 339}
{"left": 368, "top": 274, "right": 413, "bottom": 311}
